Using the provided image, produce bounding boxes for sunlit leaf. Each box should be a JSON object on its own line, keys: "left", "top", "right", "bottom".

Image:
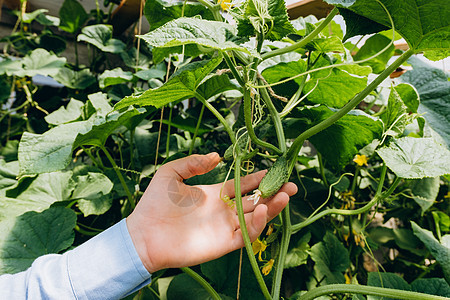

{"left": 77, "top": 24, "right": 126, "bottom": 53}
{"left": 376, "top": 137, "right": 450, "bottom": 179}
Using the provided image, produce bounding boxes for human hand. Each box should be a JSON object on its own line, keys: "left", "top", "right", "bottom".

{"left": 126, "top": 153, "right": 297, "bottom": 273}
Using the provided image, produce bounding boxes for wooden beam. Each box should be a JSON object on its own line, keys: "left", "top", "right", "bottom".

{"left": 287, "top": 0, "right": 334, "bottom": 20}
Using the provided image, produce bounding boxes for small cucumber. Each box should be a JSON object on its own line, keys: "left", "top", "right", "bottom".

{"left": 258, "top": 155, "right": 289, "bottom": 199}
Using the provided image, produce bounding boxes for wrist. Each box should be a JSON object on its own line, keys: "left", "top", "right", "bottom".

{"left": 126, "top": 214, "right": 159, "bottom": 274}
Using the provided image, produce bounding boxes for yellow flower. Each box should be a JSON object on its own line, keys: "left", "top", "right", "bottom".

{"left": 345, "top": 273, "right": 352, "bottom": 284}
{"left": 262, "top": 259, "right": 275, "bottom": 276}
{"left": 444, "top": 192, "right": 450, "bottom": 199}
{"left": 218, "top": 0, "right": 233, "bottom": 11}
{"left": 353, "top": 154, "right": 368, "bottom": 167}
{"left": 252, "top": 238, "right": 267, "bottom": 261}
{"left": 266, "top": 224, "right": 274, "bottom": 236}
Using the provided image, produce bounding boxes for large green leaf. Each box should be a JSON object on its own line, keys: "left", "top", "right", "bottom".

{"left": 310, "top": 231, "right": 350, "bottom": 284}
{"left": 138, "top": 18, "right": 255, "bottom": 56}
{"left": 0, "top": 160, "right": 19, "bottom": 194}
{"left": 339, "top": 8, "right": 389, "bottom": 41}
{"left": 367, "top": 272, "right": 411, "bottom": 300}
{"left": 144, "top": 0, "right": 213, "bottom": 30}
{"left": 196, "top": 74, "right": 239, "bottom": 100}
{"left": 400, "top": 57, "right": 450, "bottom": 148}
{"left": 411, "top": 278, "right": 450, "bottom": 297}
{"left": 262, "top": 60, "right": 307, "bottom": 85}
{"left": 53, "top": 68, "right": 96, "bottom": 90}
{"left": 0, "top": 207, "right": 76, "bottom": 274}
{"left": 287, "top": 106, "right": 383, "bottom": 170}
{"left": 376, "top": 137, "right": 450, "bottom": 179}
{"left": 167, "top": 273, "right": 233, "bottom": 300}
{"left": 13, "top": 48, "right": 66, "bottom": 78}
{"left": 330, "top": 0, "right": 450, "bottom": 56}
{"left": 98, "top": 68, "right": 134, "bottom": 89}
{"left": 236, "top": 0, "right": 294, "bottom": 41}
{"left": 284, "top": 232, "right": 311, "bottom": 268}
{"left": 44, "top": 98, "right": 84, "bottom": 125}
{"left": 15, "top": 171, "right": 75, "bottom": 209}
{"left": 411, "top": 222, "right": 450, "bottom": 284}
{"left": 410, "top": 177, "right": 440, "bottom": 214}
{"left": 72, "top": 172, "right": 113, "bottom": 216}
{"left": 380, "top": 86, "right": 409, "bottom": 138}
{"left": 200, "top": 250, "right": 264, "bottom": 299}
{"left": 73, "top": 107, "right": 147, "bottom": 148}
{"left": 59, "top": 0, "right": 88, "bottom": 33}
{"left": 115, "top": 56, "right": 223, "bottom": 110}
{"left": 18, "top": 121, "right": 93, "bottom": 175}
{"left": 77, "top": 25, "right": 126, "bottom": 53}
{"left": 353, "top": 34, "right": 395, "bottom": 74}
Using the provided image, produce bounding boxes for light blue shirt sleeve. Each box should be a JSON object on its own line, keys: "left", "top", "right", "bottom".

{"left": 0, "top": 219, "right": 151, "bottom": 299}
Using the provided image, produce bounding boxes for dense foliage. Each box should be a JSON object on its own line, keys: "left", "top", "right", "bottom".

{"left": 0, "top": 0, "right": 449, "bottom": 299}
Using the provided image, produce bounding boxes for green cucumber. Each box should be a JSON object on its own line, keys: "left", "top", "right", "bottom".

{"left": 258, "top": 155, "right": 289, "bottom": 199}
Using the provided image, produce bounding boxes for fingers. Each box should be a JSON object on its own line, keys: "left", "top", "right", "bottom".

{"left": 160, "top": 152, "right": 221, "bottom": 181}
{"left": 241, "top": 182, "right": 298, "bottom": 213}
{"left": 220, "top": 170, "right": 267, "bottom": 199}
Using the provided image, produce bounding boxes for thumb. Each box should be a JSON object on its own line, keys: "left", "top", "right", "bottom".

{"left": 163, "top": 152, "right": 221, "bottom": 180}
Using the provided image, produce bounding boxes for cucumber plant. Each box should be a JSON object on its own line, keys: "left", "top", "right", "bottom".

{"left": 0, "top": 0, "right": 449, "bottom": 299}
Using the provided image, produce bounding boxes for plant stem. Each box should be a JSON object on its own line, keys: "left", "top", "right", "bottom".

{"left": 271, "top": 204, "right": 291, "bottom": 299}
{"left": 259, "top": 82, "right": 286, "bottom": 154}
{"left": 317, "top": 152, "right": 328, "bottom": 187}
{"left": 180, "top": 267, "right": 221, "bottom": 300}
{"left": 287, "top": 49, "right": 414, "bottom": 161}
{"left": 195, "top": 93, "right": 235, "bottom": 143}
{"left": 223, "top": 52, "right": 245, "bottom": 87}
{"left": 243, "top": 87, "right": 282, "bottom": 155}
{"left": 291, "top": 176, "right": 401, "bottom": 233}
{"left": 166, "top": 105, "right": 173, "bottom": 158}
{"left": 100, "top": 146, "right": 136, "bottom": 210}
{"left": 234, "top": 156, "right": 272, "bottom": 300}
{"left": 261, "top": 8, "right": 338, "bottom": 61}
{"left": 299, "top": 284, "right": 445, "bottom": 300}
{"left": 197, "top": 0, "right": 222, "bottom": 21}
{"left": 189, "top": 103, "right": 205, "bottom": 155}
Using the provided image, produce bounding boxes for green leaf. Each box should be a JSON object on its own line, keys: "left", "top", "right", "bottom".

{"left": 0, "top": 160, "right": 18, "bottom": 196}
{"left": 144, "top": 0, "right": 214, "bottom": 30}
{"left": 44, "top": 98, "right": 84, "bottom": 125}
{"left": 138, "top": 17, "right": 256, "bottom": 57}
{"left": 335, "top": 0, "right": 450, "bottom": 54}
{"left": 200, "top": 250, "right": 263, "bottom": 299}
{"left": 262, "top": 60, "right": 308, "bottom": 85}
{"left": 432, "top": 211, "right": 450, "bottom": 233}
{"left": 72, "top": 172, "right": 113, "bottom": 216}
{"left": 310, "top": 232, "right": 350, "bottom": 284}
{"left": 98, "top": 67, "right": 134, "bottom": 89}
{"left": 380, "top": 87, "right": 408, "bottom": 138}
{"left": 16, "top": 171, "right": 75, "bottom": 208}
{"left": 287, "top": 106, "right": 383, "bottom": 170}
{"left": 394, "top": 83, "right": 419, "bottom": 114}
{"left": 338, "top": 8, "right": 389, "bottom": 41}
{"left": 18, "top": 121, "right": 93, "bottom": 175}
{"left": 307, "top": 36, "right": 346, "bottom": 53}
{"left": 35, "top": 13, "right": 60, "bottom": 27}
{"left": 411, "top": 221, "right": 450, "bottom": 284}
{"left": 77, "top": 25, "right": 126, "bottom": 53}
{"left": 236, "top": 0, "right": 295, "bottom": 41}
{"left": 87, "top": 92, "right": 113, "bottom": 117}
{"left": 410, "top": 177, "right": 440, "bottom": 214}
{"left": 53, "top": 67, "right": 96, "bottom": 89}
{"left": 323, "top": 0, "right": 355, "bottom": 7}
{"left": 59, "top": 0, "right": 88, "bottom": 33}
{"left": 411, "top": 278, "right": 450, "bottom": 297}
{"left": 353, "top": 34, "right": 395, "bottom": 74}
{"left": 13, "top": 48, "right": 66, "bottom": 78}
{"left": 196, "top": 74, "right": 239, "bottom": 100}
{"left": 376, "top": 137, "right": 450, "bottom": 179}
{"left": 285, "top": 232, "right": 311, "bottom": 268}
{"left": 167, "top": 273, "right": 233, "bottom": 300}
{"left": 367, "top": 272, "right": 410, "bottom": 300}
{"left": 400, "top": 57, "right": 450, "bottom": 148}
{"left": 115, "top": 56, "right": 223, "bottom": 110}
{"left": 73, "top": 107, "right": 146, "bottom": 148}
{"left": 304, "top": 68, "right": 367, "bottom": 108}
{"left": 0, "top": 59, "right": 22, "bottom": 76}
{"left": 0, "top": 207, "right": 76, "bottom": 274}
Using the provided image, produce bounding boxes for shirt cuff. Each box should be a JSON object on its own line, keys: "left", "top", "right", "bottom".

{"left": 66, "top": 219, "right": 151, "bottom": 300}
